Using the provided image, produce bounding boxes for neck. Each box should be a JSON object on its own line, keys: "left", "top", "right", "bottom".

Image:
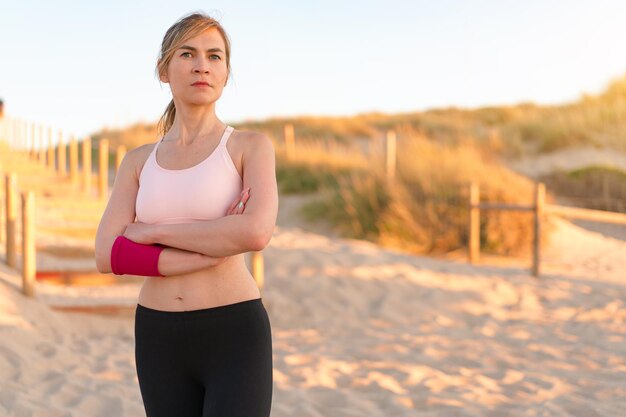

{"left": 166, "top": 100, "right": 224, "bottom": 145}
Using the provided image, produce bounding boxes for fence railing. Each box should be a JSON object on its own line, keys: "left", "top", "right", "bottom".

{"left": 0, "top": 114, "right": 265, "bottom": 298}
{"left": 468, "top": 181, "right": 626, "bottom": 277}
{"left": 3, "top": 116, "right": 623, "bottom": 298}
{"left": 281, "top": 123, "right": 626, "bottom": 278}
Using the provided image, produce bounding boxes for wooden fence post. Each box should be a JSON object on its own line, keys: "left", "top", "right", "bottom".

{"left": 469, "top": 182, "right": 480, "bottom": 263}
{"left": 47, "top": 126, "right": 55, "bottom": 170}
{"left": 251, "top": 251, "right": 264, "bottom": 295}
{"left": 13, "top": 118, "right": 18, "bottom": 149}
{"left": 24, "top": 120, "right": 34, "bottom": 158}
{"left": 82, "top": 136, "right": 91, "bottom": 194}
{"left": 532, "top": 182, "right": 545, "bottom": 277}
{"left": 24, "top": 120, "right": 29, "bottom": 157}
{"left": 21, "top": 191, "right": 35, "bottom": 297}
{"left": 57, "top": 129, "right": 66, "bottom": 177}
{"left": 69, "top": 135, "right": 78, "bottom": 186}
{"left": 5, "top": 173, "right": 17, "bottom": 268}
{"left": 98, "top": 139, "right": 109, "bottom": 199}
{"left": 8, "top": 118, "right": 15, "bottom": 148}
{"left": 116, "top": 145, "right": 126, "bottom": 177}
{"left": 386, "top": 130, "right": 397, "bottom": 182}
{"left": 23, "top": 120, "right": 28, "bottom": 154}
{"left": 284, "top": 124, "right": 295, "bottom": 161}
{"left": 38, "top": 124, "right": 45, "bottom": 164}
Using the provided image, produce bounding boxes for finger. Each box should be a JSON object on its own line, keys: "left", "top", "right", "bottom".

{"left": 227, "top": 198, "right": 239, "bottom": 213}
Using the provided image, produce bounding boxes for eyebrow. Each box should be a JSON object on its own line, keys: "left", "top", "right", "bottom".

{"left": 178, "top": 45, "right": 224, "bottom": 54}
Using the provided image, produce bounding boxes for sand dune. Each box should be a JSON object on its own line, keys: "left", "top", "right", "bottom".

{"left": 0, "top": 217, "right": 625, "bottom": 416}
{"left": 505, "top": 146, "right": 626, "bottom": 179}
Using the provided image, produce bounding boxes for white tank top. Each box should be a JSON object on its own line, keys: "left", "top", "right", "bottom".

{"left": 135, "top": 126, "right": 243, "bottom": 224}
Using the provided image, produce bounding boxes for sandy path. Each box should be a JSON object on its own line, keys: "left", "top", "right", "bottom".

{"left": 0, "top": 218, "right": 625, "bottom": 416}
{"left": 0, "top": 143, "right": 625, "bottom": 416}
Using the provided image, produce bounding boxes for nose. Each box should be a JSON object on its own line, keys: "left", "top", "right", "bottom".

{"left": 193, "top": 56, "right": 211, "bottom": 74}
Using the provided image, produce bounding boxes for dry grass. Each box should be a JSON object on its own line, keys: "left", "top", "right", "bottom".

{"left": 279, "top": 129, "right": 543, "bottom": 256}
{"left": 540, "top": 165, "right": 626, "bottom": 212}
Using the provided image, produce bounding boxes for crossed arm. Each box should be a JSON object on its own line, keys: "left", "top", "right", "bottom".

{"left": 95, "top": 132, "right": 278, "bottom": 276}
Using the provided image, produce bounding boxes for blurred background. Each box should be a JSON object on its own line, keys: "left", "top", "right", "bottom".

{"left": 2, "top": 0, "right": 626, "bottom": 137}
{"left": 0, "top": 2, "right": 625, "bottom": 416}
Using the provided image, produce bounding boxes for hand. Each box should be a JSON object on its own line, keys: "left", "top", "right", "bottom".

{"left": 122, "top": 221, "right": 157, "bottom": 245}
{"left": 227, "top": 187, "right": 251, "bottom": 215}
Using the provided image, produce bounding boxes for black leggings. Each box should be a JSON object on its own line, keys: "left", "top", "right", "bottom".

{"left": 134, "top": 298, "right": 273, "bottom": 417}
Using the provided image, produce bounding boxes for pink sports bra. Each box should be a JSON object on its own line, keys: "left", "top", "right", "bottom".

{"left": 135, "top": 125, "right": 243, "bottom": 225}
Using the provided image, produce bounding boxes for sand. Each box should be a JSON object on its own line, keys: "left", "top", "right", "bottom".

{"left": 0, "top": 142, "right": 625, "bottom": 416}
{"left": 505, "top": 146, "right": 626, "bottom": 179}
{"left": 1, "top": 216, "right": 625, "bottom": 416}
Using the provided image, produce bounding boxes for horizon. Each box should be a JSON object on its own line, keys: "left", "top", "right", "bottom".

{"left": 1, "top": 0, "right": 626, "bottom": 138}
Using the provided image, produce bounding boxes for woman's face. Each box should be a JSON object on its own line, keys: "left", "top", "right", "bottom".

{"left": 160, "top": 28, "right": 229, "bottom": 107}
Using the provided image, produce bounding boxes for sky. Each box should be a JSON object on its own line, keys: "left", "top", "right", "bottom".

{"left": 1, "top": 0, "right": 626, "bottom": 138}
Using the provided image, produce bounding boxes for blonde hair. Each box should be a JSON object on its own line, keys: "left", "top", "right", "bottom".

{"left": 155, "top": 12, "right": 232, "bottom": 136}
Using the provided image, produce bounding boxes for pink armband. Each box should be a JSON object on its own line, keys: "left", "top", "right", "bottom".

{"left": 110, "top": 236, "right": 165, "bottom": 277}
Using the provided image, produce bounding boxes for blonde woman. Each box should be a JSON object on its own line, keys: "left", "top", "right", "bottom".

{"left": 95, "top": 11, "right": 277, "bottom": 417}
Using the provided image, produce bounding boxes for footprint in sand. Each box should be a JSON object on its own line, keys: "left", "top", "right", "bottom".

{"left": 39, "top": 369, "right": 67, "bottom": 396}
{"left": 34, "top": 341, "right": 57, "bottom": 358}
{"left": 0, "top": 345, "right": 21, "bottom": 369}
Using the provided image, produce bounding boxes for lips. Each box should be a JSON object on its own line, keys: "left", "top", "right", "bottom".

{"left": 192, "top": 81, "right": 210, "bottom": 86}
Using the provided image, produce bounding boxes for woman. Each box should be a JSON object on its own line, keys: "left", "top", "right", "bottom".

{"left": 95, "top": 12, "right": 278, "bottom": 417}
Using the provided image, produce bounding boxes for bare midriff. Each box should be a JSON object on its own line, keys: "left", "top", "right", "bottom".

{"left": 137, "top": 253, "right": 261, "bottom": 312}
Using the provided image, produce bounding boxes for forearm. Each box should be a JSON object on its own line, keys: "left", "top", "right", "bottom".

{"left": 158, "top": 247, "right": 227, "bottom": 276}
{"left": 99, "top": 239, "right": 225, "bottom": 276}
{"left": 154, "top": 214, "right": 268, "bottom": 257}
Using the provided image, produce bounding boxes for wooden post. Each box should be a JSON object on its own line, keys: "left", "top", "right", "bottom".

{"left": 115, "top": 145, "right": 126, "bottom": 176}
{"left": 251, "top": 251, "right": 264, "bottom": 295}
{"left": 11, "top": 118, "right": 16, "bottom": 150}
{"left": 23, "top": 121, "right": 28, "bottom": 152}
{"left": 24, "top": 120, "right": 34, "bottom": 157}
{"left": 82, "top": 136, "right": 92, "bottom": 194}
{"left": 69, "top": 135, "right": 78, "bottom": 186}
{"left": 57, "top": 129, "right": 66, "bottom": 176}
{"left": 21, "top": 191, "right": 35, "bottom": 297}
{"left": 532, "top": 182, "right": 545, "bottom": 277}
{"left": 386, "top": 130, "right": 397, "bottom": 182}
{"left": 5, "top": 173, "right": 17, "bottom": 268}
{"left": 18, "top": 119, "right": 22, "bottom": 150}
{"left": 38, "top": 124, "right": 48, "bottom": 162}
{"left": 284, "top": 124, "right": 295, "bottom": 161}
{"left": 18, "top": 118, "right": 23, "bottom": 151}
{"left": 602, "top": 175, "right": 610, "bottom": 209}
{"left": 469, "top": 182, "right": 480, "bottom": 264}
{"left": 47, "top": 126, "right": 55, "bottom": 170}
{"left": 98, "top": 139, "right": 109, "bottom": 199}
{"left": 8, "top": 117, "right": 15, "bottom": 148}
{"left": 38, "top": 124, "right": 45, "bottom": 164}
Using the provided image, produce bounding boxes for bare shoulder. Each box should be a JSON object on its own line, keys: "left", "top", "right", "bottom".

{"left": 119, "top": 142, "right": 157, "bottom": 179}
{"left": 232, "top": 128, "right": 274, "bottom": 153}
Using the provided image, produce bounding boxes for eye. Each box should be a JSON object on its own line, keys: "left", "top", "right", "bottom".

{"left": 180, "top": 52, "right": 192, "bottom": 58}
{"left": 210, "top": 54, "right": 222, "bottom": 60}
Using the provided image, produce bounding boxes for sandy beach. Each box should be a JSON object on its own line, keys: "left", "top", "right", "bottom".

{"left": 1, "top": 211, "right": 625, "bottom": 416}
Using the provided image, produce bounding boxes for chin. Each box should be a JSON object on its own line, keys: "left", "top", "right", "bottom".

{"left": 187, "top": 96, "right": 222, "bottom": 106}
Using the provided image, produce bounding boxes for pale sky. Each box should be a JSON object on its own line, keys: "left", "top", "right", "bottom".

{"left": 1, "top": 0, "right": 626, "bottom": 138}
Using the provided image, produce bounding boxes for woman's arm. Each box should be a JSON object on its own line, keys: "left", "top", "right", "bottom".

{"left": 95, "top": 145, "right": 227, "bottom": 275}
{"left": 141, "top": 132, "right": 278, "bottom": 257}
